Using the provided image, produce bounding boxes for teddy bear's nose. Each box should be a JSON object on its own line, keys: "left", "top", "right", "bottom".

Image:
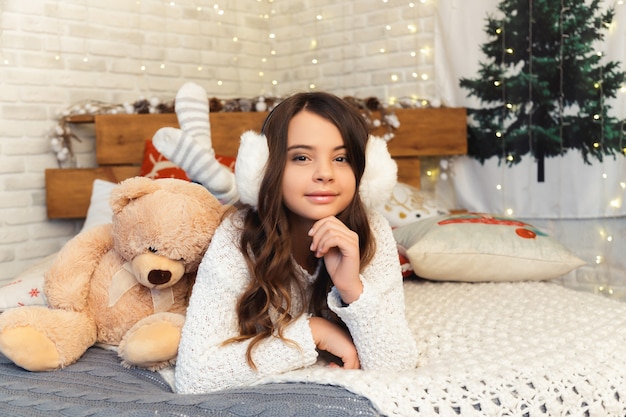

{"left": 148, "top": 270, "right": 172, "bottom": 285}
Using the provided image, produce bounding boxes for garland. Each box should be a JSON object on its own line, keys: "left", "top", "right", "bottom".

{"left": 50, "top": 95, "right": 431, "bottom": 167}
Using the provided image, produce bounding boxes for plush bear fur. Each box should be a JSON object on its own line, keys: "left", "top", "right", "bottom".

{"left": 0, "top": 177, "right": 226, "bottom": 372}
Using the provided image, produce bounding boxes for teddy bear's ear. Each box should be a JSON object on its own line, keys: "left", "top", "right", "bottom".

{"left": 110, "top": 177, "right": 160, "bottom": 214}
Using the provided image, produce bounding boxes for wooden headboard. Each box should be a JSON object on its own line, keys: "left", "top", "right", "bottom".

{"left": 45, "top": 108, "right": 467, "bottom": 219}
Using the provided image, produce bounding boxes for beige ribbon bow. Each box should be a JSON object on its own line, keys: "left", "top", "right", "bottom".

{"left": 108, "top": 262, "right": 174, "bottom": 312}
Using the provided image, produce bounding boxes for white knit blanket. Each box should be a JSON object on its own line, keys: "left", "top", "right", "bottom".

{"left": 261, "top": 280, "right": 626, "bottom": 416}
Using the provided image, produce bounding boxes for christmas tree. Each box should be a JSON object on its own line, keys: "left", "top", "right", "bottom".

{"left": 460, "top": 0, "right": 625, "bottom": 181}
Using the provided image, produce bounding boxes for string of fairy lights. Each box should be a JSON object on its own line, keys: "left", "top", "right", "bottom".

{"left": 491, "top": 0, "right": 626, "bottom": 210}
{"left": 0, "top": 1, "right": 434, "bottom": 105}
{"left": 485, "top": 0, "right": 626, "bottom": 296}
{"left": 1, "top": 0, "right": 625, "bottom": 296}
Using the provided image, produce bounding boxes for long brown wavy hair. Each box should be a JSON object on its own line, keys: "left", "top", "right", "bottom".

{"left": 230, "top": 92, "right": 376, "bottom": 369}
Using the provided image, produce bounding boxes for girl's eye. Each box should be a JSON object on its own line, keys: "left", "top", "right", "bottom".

{"left": 335, "top": 155, "right": 349, "bottom": 163}
{"left": 292, "top": 155, "right": 309, "bottom": 162}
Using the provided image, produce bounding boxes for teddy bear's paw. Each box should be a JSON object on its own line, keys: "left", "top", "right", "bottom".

{"left": 0, "top": 306, "right": 97, "bottom": 372}
{"left": 118, "top": 313, "right": 184, "bottom": 370}
{"left": 0, "top": 325, "right": 61, "bottom": 371}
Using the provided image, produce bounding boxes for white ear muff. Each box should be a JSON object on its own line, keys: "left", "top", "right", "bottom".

{"left": 235, "top": 130, "right": 269, "bottom": 208}
{"left": 359, "top": 135, "right": 398, "bottom": 209}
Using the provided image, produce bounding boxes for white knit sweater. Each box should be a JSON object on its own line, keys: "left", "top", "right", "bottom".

{"left": 175, "top": 209, "right": 418, "bottom": 394}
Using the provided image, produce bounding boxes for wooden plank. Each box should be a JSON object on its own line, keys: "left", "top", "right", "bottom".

{"left": 94, "top": 108, "right": 466, "bottom": 165}
{"left": 383, "top": 108, "right": 467, "bottom": 157}
{"left": 95, "top": 112, "right": 268, "bottom": 165}
{"left": 95, "top": 113, "right": 178, "bottom": 165}
{"left": 45, "top": 167, "right": 140, "bottom": 219}
{"left": 395, "top": 157, "right": 421, "bottom": 189}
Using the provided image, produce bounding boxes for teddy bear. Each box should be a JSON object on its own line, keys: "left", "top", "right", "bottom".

{"left": 0, "top": 176, "right": 227, "bottom": 372}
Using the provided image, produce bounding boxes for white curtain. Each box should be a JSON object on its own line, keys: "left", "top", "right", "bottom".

{"left": 434, "top": 0, "right": 626, "bottom": 296}
{"left": 435, "top": 0, "right": 626, "bottom": 219}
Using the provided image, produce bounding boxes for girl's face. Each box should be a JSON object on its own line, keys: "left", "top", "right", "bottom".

{"left": 282, "top": 110, "right": 357, "bottom": 223}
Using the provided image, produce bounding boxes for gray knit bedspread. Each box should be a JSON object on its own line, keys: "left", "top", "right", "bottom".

{"left": 0, "top": 347, "right": 380, "bottom": 417}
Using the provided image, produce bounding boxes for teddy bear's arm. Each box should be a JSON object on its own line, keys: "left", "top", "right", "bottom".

{"left": 44, "top": 224, "right": 114, "bottom": 312}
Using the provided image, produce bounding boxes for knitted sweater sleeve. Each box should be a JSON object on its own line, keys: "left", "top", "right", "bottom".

{"left": 174, "top": 213, "right": 318, "bottom": 394}
{"left": 327, "top": 210, "right": 418, "bottom": 370}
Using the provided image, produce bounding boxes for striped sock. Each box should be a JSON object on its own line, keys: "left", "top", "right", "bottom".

{"left": 175, "top": 82, "right": 212, "bottom": 153}
{"left": 152, "top": 127, "right": 238, "bottom": 204}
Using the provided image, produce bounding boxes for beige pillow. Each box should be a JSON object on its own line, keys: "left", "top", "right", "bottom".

{"left": 393, "top": 213, "right": 586, "bottom": 282}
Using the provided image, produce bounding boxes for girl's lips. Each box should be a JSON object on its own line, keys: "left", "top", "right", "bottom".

{"left": 305, "top": 192, "right": 338, "bottom": 203}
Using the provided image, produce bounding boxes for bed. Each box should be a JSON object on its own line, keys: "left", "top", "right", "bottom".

{"left": 3, "top": 106, "right": 626, "bottom": 417}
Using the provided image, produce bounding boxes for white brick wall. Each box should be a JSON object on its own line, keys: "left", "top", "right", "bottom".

{"left": 0, "top": 0, "right": 437, "bottom": 280}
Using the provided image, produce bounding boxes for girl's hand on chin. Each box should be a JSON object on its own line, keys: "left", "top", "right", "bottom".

{"left": 308, "top": 216, "right": 363, "bottom": 304}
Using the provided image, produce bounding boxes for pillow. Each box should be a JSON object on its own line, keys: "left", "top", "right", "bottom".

{"left": 393, "top": 212, "right": 586, "bottom": 282}
{"left": 80, "top": 179, "right": 117, "bottom": 233}
{"left": 376, "top": 182, "right": 449, "bottom": 228}
{"left": 0, "top": 180, "right": 118, "bottom": 311}
{"left": 398, "top": 253, "right": 414, "bottom": 279}
{"left": 0, "top": 253, "right": 54, "bottom": 311}
{"left": 140, "top": 139, "right": 190, "bottom": 180}
{"left": 139, "top": 139, "right": 237, "bottom": 180}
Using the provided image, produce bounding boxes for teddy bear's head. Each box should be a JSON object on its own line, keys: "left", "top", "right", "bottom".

{"left": 109, "top": 177, "right": 226, "bottom": 289}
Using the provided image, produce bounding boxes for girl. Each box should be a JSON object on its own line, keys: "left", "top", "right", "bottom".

{"left": 171, "top": 90, "right": 417, "bottom": 394}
